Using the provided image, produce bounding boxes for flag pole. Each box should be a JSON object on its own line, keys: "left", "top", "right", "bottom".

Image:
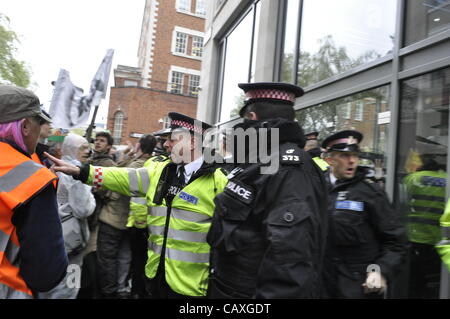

{"left": 84, "top": 103, "right": 100, "bottom": 143}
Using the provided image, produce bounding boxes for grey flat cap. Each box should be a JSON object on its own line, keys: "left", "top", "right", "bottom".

{"left": 0, "top": 85, "right": 48, "bottom": 124}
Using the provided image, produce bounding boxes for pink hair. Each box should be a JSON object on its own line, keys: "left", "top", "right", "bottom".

{"left": 0, "top": 120, "right": 27, "bottom": 152}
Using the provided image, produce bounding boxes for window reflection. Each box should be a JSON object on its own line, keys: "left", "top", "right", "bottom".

{"left": 404, "top": 0, "right": 450, "bottom": 46}
{"left": 395, "top": 67, "right": 449, "bottom": 299}
{"left": 296, "top": 86, "right": 390, "bottom": 183}
{"left": 219, "top": 1, "right": 260, "bottom": 122}
{"left": 281, "top": 0, "right": 300, "bottom": 83}
{"left": 287, "top": 0, "right": 396, "bottom": 87}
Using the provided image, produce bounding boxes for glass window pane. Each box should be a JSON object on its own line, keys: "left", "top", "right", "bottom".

{"left": 192, "top": 36, "right": 204, "bottom": 57}
{"left": 404, "top": 0, "right": 450, "bottom": 46}
{"left": 175, "top": 32, "right": 187, "bottom": 54}
{"left": 394, "top": 67, "right": 449, "bottom": 299}
{"left": 113, "top": 112, "right": 124, "bottom": 144}
{"left": 296, "top": 85, "right": 390, "bottom": 171}
{"left": 170, "top": 71, "right": 183, "bottom": 94}
{"left": 298, "top": 0, "right": 396, "bottom": 87}
{"left": 177, "top": 0, "right": 191, "bottom": 12}
{"left": 189, "top": 74, "right": 200, "bottom": 97}
{"left": 281, "top": 0, "right": 300, "bottom": 83}
{"left": 196, "top": 0, "right": 207, "bottom": 16}
{"left": 220, "top": 9, "right": 254, "bottom": 121}
{"left": 250, "top": 1, "right": 261, "bottom": 83}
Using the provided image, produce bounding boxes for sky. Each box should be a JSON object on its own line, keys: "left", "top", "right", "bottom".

{"left": 2, "top": 0, "right": 146, "bottom": 125}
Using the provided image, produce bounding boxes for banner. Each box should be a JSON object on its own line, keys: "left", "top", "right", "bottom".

{"left": 87, "top": 49, "right": 114, "bottom": 108}
{"left": 48, "top": 49, "right": 114, "bottom": 129}
{"left": 49, "top": 69, "right": 88, "bottom": 129}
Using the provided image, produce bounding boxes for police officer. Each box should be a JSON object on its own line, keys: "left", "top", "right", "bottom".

{"left": 207, "top": 82, "right": 329, "bottom": 298}
{"left": 304, "top": 131, "right": 329, "bottom": 172}
{"left": 322, "top": 130, "right": 408, "bottom": 299}
{"left": 47, "top": 112, "right": 229, "bottom": 299}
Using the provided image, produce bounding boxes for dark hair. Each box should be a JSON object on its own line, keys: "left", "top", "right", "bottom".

{"left": 245, "top": 101, "right": 295, "bottom": 121}
{"left": 139, "top": 134, "right": 157, "bottom": 155}
{"left": 95, "top": 131, "right": 113, "bottom": 146}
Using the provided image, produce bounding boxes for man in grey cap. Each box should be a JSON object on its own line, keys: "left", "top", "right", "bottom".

{"left": 0, "top": 85, "right": 68, "bottom": 298}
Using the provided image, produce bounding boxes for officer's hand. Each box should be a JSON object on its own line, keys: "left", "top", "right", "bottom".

{"left": 44, "top": 152, "right": 81, "bottom": 176}
{"left": 362, "top": 271, "right": 387, "bottom": 295}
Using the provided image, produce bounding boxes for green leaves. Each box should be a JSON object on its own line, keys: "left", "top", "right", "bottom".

{"left": 0, "top": 13, "right": 31, "bottom": 88}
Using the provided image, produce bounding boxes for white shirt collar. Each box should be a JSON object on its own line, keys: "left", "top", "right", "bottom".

{"left": 178, "top": 156, "right": 204, "bottom": 183}
{"left": 329, "top": 171, "right": 338, "bottom": 186}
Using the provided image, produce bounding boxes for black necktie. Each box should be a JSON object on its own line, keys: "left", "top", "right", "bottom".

{"left": 177, "top": 165, "right": 186, "bottom": 187}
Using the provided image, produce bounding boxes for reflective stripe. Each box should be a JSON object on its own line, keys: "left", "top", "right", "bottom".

{"left": 411, "top": 206, "right": 444, "bottom": 215}
{"left": 0, "top": 160, "right": 42, "bottom": 193}
{"left": 149, "top": 242, "right": 209, "bottom": 264}
{"left": 412, "top": 194, "right": 446, "bottom": 203}
{"left": 0, "top": 282, "right": 32, "bottom": 299}
{"left": 128, "top": 169, "right": 140, "bottom": 196}
{"left": 0, "top": 229, "right": 20, "bottom": 267}
{"left": 148, "top": 225, "right": 207, "bottom": 243}
{"left": 131, "top": 197, "right": 147, "bottom": 205}
{"left": 150, "top": 206, "right": 211, "bottom": 224}
{"left": 137, "top": 168, "right": 150, "bottom": 194}
{"left": 408, "top": 216, "right": 439, "bottom": 226}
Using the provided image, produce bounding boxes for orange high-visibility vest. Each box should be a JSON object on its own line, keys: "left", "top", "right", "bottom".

{"left": 31, "top": 152, "right": 58, "bottom": 189}
{"left": 0, "top": 142, "right": 57, "bottom": 298}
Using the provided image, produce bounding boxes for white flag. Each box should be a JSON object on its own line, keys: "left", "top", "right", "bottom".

{"left": 49, "top": 69, "right": 89, "bottom": 129}
{"left": 87, "top": 49, "right": 114, "bottom": 107}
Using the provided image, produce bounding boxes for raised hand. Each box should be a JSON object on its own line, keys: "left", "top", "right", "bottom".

{"left": 44, "top": 152, "right": 81, "bottom": 176}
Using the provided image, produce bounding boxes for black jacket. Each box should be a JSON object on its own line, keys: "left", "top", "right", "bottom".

{"left": 324, "top": 168, "right": 408, "bottom": 297}
{"left": 207, "top": 119, "right": 329, "bottom": 299}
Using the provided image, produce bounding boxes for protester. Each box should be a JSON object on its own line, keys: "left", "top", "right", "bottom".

{"left": 38, "top": 133, "right": 96, "bottom": 299}
{"left": 0, "top": 85, "right": 68, "bottom": 298}
{"left": 46, "top": 112, "right": 228, "bottom": 298}
{"left": 77, "top": 131, "right": 116, "bottom": 299}
{"left": 207, "top": 82, "right": 329, "bottom": 298}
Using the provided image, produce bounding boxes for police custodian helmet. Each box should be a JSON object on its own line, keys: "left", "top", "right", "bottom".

{"left": 322, "top": 130, "right": 363, "bottom": 153}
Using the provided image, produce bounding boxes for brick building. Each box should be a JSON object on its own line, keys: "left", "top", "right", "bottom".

{"left": 107, "top": 0, "right": 207, "bottom": 144}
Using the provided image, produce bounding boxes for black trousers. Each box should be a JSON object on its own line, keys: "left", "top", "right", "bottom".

{"left": 77, "top": 251, "right": 100, "bottom": 299}
{"left": 408, "top": 242, "right": 441, "bottom": 299}
{"left": 129, "top": 227, "right": 149, "bottom": 298}
{"left": 97, "top": 221, "right": 131, "bottom": 298}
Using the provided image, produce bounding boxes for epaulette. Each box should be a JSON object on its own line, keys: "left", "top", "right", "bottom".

{"left": 151, "top": 155, "right": 169, "bottom": 162}
{"left": 279, "top": 143, "right": 303, "bottom": 165}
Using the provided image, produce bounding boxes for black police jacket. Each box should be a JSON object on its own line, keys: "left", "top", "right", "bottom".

{"left": 207, "top": 118, "right": 329, "bottom": 299}
{"left": 325, "top": 168, "right": 408, "bottom": 285}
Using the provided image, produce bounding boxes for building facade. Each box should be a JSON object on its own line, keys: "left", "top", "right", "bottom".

{"left": 107, "top": 0, "right": 207, "bottom": 144}
{"left": 198, "top": 0, "right": 450, "bottom": 298}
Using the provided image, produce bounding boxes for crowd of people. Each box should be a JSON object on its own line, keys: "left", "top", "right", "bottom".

{"left": 0, "top": 82, "right": 449, "bottom": 299}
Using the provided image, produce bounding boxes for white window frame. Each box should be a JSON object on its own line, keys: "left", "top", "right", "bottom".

{"left": 195, "top": 0, "right": 207, "bottom": 16}
{"left": 176, "top": 0, "right": 191, "bottom": 13}
{"left": 174, "top": 32, "right": 188, "bottom": 54}
{"left": 191, "top": 36, "right": 204, "bottom": 57}
{"left": 354, "top": 100, "right": 364, "bottom": 121}
{"left": 171, "top": 27, "right": 205, "bottom": 60}
{"left": 188, "top": 74, "right": 201, "bottom": 97}
{"left": 113, "top": 111, "right": 124, "bottom": 144}
{"left": 342, "top": 102, "right": 352, "bottom": 119}
{"left": 169, "top": 71, "right": 184, "bottom": 94}
{"left": 167, "top": 66, "right": 201, "bottom": 95}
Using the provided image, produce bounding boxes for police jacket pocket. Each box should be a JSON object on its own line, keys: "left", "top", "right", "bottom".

{"left": 332, "top": 211, "right": 367, "bottom": 246}
{"left": 208, "top": 193, "right": 251, "bottom": 252}
{"left": 267, "top": 201, "right": 312, "bottom": 264}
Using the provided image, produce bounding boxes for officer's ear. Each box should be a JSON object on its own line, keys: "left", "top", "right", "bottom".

{"left": 324, "top": 152, "right": 335, "bottom": 165}
{"left": 244, "top": 111, "right": 258, "bottom": 121}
